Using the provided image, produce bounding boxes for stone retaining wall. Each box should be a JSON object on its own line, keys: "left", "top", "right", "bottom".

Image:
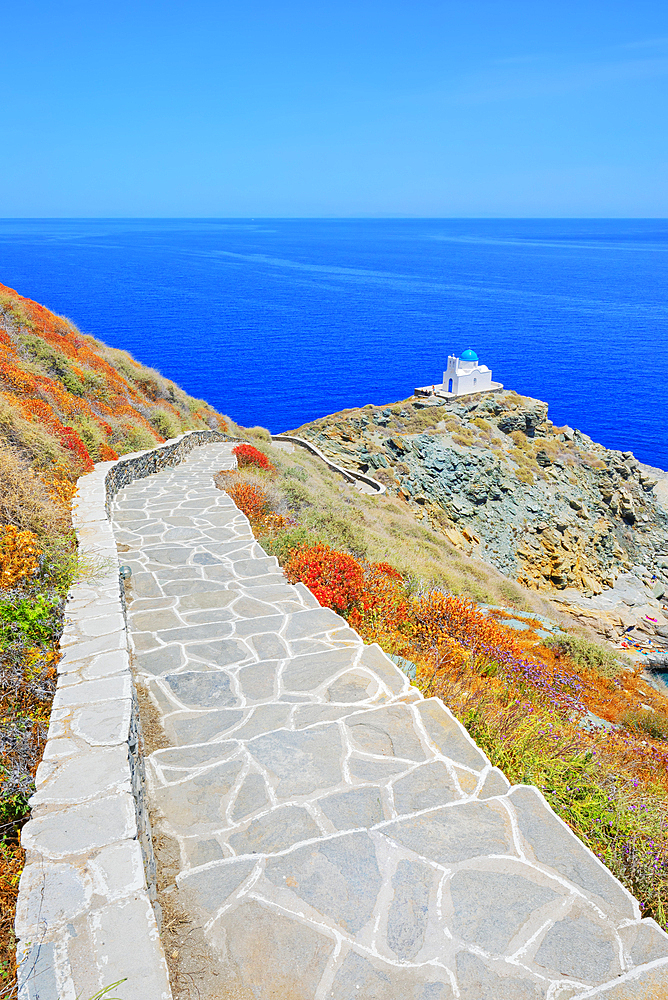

{"left": 15, "top": 430, "right": 228, "bottom": 1000}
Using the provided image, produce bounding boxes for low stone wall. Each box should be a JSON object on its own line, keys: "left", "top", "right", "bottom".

{"left": 271, "top": 433, "right": 387, "bottom": 493}
{"left": 15, "top": 430, "right": 228, "bottom": 1000}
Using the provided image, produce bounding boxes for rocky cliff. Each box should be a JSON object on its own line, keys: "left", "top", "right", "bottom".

{"left": 291, "top": 389, "right": 668, "bottom": 602}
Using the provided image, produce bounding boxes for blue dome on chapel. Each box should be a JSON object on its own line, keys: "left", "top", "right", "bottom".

{"left": 460, "top": 349, "right": 478, "bottom": 361}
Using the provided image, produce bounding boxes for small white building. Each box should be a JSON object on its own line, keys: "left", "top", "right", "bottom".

{"left": 415, "top": 349, "right": 503, "bottom": 398}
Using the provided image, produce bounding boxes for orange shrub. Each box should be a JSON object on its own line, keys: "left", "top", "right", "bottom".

{"left": 285, "top": 543, "right": 364, "bottom": 613}
{"left": 0, "top": 525, "right": 40, "bottom": 588}
{"left": 233, "top": 443, "right": 274, "bottom": 471}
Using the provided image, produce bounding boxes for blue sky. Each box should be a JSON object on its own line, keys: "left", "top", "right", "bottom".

{"left": 2, "top": 1, "right": 667, "bottom": 216}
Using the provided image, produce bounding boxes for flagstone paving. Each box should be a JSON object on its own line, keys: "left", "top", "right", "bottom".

{"left": 112, "top": 441, "right": 668, "bottom": 999}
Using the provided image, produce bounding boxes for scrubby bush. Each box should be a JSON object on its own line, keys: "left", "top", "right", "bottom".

{"left": 620, "top": 710, "right": 668, "bottom": 742}
{"left": 545, "top": 632, "right": 625, "bottom": 678}
{"left": 0, "top": 526, "right": 39, "bottom": 589}
{"left": 233, "top": 443, "right": 274, "bottom": 471}
{"left": 284, "top": 543, "right": 364, "bottom": 613}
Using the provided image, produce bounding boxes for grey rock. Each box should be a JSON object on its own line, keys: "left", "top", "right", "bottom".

{"left": 330, "top": 949, "right": 454, "bottom": 1000}
{"left": 533, "top": 912, "right": 619, "bottom": 982}
{"left": 359, "top": 643, "right": 408, "bottom": 695}
{"left": 168, "top": 708, "right": 245, "bottom": 744}
{"left": 229, "top": 804, "right": 321, "bottom": 855}
{"left": 619, "top": 917, "right": 668, "bottom": 968}
{"left": 264, "top": 831, "right": 381, "bottom": 934}
{"left": 249, "top": 632, "right": 289, "bottom": 660}
{"left": 456, "top": 951, "right": 546, "bottom": 1000}
{"left": 233, "top": 614, "right": 286, "bottom": 637}
{"left": 185, "top": 637, "right": 250, "bottom": 667}
{"left": 284, "top": 607, "right": 346, "bottom": 640}
{"left": 450, "top": 869, "right": 559, "bottom": 953}
{"left": 248, "top": 726, "right": 343, "bottom": 797}
{"left": 180, "top": 857, "right": 256, "bottom": 915}
{"left": 214, "top": 899, "right": 334, "bottom": 996}
{"left": 326, "top": 671, "right": 377, "bottom": 703}
{"left": 346, "top": 705, "right": 426, "bottom": 761}
{"left": 184, "top": 837, "right": 225, "bottom": 868}
{"left": 348, "top": 756, "right": 411, "bottom": 782}
{"left": 386, "top": 859, "right": 433, "bottom": 961}
{"left": 163, "top": 670, "right": 239, "bottom": 709}
{"left": 154, "top": 758, "right": 244, "bottom": 830}
{"left": 232, "top": 772, "right": 270, "bottom": 821}
{"left": 384, "top": 801, "right": 513, "bottom": 865}
{"left": 508, "top": 785, "right": 637, "bottom": 919}
{"left": 416, "top": 700, "right": 488, "bottom": 771}
{"left": 22, "top": 793, "right": 136, "bottom": 858}
{"left": 282, "top": 648, "right": 359, "bottom": 691}
{"left": 226, "top": 703, "right": 292, "bottom": 741}
{"left": 320, "top": 786, "right": 384, "bottom": 830}
{"left": 392, "top": 761, "right": 460, "bottom": 814}
{"left": 478, "top": 767, "right": 511, "bottom": 799}
{"left": 238, "top": 660, "right": 278, "bottom": 700}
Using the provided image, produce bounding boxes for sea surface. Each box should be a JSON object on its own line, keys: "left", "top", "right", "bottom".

{"left": 0, "top": 218, "right": 666, "bottom": 469}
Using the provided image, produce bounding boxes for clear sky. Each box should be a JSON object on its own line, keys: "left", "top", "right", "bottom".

{"left": 2, "top": 1, "right": 667, "bottom": 217}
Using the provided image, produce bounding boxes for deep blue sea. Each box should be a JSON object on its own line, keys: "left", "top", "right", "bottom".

{"left": 0, "top": 218, "right": 666, "bottom": 469}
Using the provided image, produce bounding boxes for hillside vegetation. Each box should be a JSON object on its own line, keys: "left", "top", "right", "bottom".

{"left": 218, "top": 435, "right": 668, "bottom": 932}
{"left": 0, "top": 283, "right": 228, "bottom": 991}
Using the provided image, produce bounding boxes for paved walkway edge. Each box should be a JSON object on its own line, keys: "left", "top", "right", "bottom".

{"left": 15, "top": 430, "right": 227, "bottom": 1000}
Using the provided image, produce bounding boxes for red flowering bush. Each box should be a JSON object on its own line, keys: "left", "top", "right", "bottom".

{"left": 284, "top": 543, "right": 364, "bottom": 613}
{"left": 233, "top": 443, "right": 274, "bottom": 471}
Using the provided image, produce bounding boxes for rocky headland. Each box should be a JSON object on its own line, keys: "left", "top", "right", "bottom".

{"left": 291, "top": 389, "right": 668, "bottom": 652}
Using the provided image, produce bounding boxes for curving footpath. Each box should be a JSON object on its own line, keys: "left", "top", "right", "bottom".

{"left": 114, "top": 441, "right": 668, "bottom": 999}
{"left": 16, "top": 432, "right": 668, "bottom": 1000}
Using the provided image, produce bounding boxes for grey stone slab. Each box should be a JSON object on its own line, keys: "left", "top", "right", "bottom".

{"left": 31, "top": 746, "right": 129, "bottom": 805}
{"left": 154, "top": 758, "right": 244, "bottom": 830}
{"left": 508, "top": 785, "right": 638, "bottom": 920}
{"left": 386, "top": 858, "right": 433, "bottom": 962}
{"left": 178, "top": 589, "right": 240, "bottom": 612}
{"left": 348, "top": 756, "right": 412, "bottom": 783}
{"left": 179, "top": 607, "right": 235, "bottom": 625}
{"left": 161, "top": 579, "right": 224, "bottom": 596}
{"left": 180, "top": 857, "right": 257, "bottom": 914}
{"left": 249, "top": 631, "right": 289, "bottom": 660}
{"left": 130, "top": 607, "right": 183, "bottom": 631}
{"left": 88, "top": 894, "right": 171, "bottom": 1000}
{"left": 242, "top": 584, "right": 296, "bottom": 602}
{"left": 578, "top": 962, "right": 668, "bottom": 998}
{"left": 392, "top": 761, "right": 461, "bottom": 814}
{"left": 73, "top": 698, "right": 132, "bottom": 746}
{"left": 320, "top": 786, "right": 384, "bottom": 830}
{"left": 289, "top": 639, "right": 336, "bottom": 656}
{"left": 134, "top": 644, "right": 184, "bottom": 676}
{"left": 226, "top": 703, "right": 292, "bottom": 741}
{"left": 15, "top": 862, "right": 91, "bottom": 937}
{"left": 231, "top": 557, "right": 280, "bottom": 578}
{"left": 238, "top": 660, "right": 278, "bottom": 700}
{"left": 241, "top": 573, "right": 287, "bottom": 588}
{"left": 533, "top": 912, "right": 620, "bottom": 982}
{"left": 183, "top": 837, "right": 225, "bottom": 868}
{"left": 22, "top": 792, "right": 136, "bottom": 858}
{"left": 326, "top": 670, "right": 379, "bottom": 703}
{"left": 292, "top": 581, "right": 322, "bottom": 609}
{"left": 284, "top": 607, "right": 347, "bottom": 641}
{"left": 167, "top": 709, "right": 245, "bottom": 745}
{"left": 152, "top": 566, "right": 205, "bottom": 581}
{"left": 282, "top": 648, "right": 361, "bottom": 692}
{"left": 16, "top": 941, "right": 59, "bottom": 1000}
{"left": 233, "top": 614, "right": 286, "bottom": 637}
{"left": 152, "top": 741, "right": 238, "bottom": 770}
{"left": 479, "top": 767, "right": 511, "bottom": 799}
{"left": 619, "top": 918, "right": 668, "bottom": 968}
{"left": 231, "top": 595, "right": 280, "bottom": 618}
{"left": 456, "top": 951, "right": 546, "bottom": 1000}
{"left": 213, "top": 899, "right": 334, "bottom": 996}
{"left": 232, "top": 772, "right": 270, "bottom": 821}
{"left": 293, "top": 705, "right": 356, "bottom": 728}
{"left": 329, "top": 949, "right": 454, "bottom": 1000}
{"left": 163, "top": 670, "right": 239, "bottom": 709}
{"left": 130, "top": 572, "right": 164, "bottom": 598}
{"left": 53, "top": 675, "right": 130, "bottom": 708}
{"left": 416, "top": 699, "right": 489, "bottom": 771}
{"left": 164, "top": 526, "right": 204, "bottom": 541}
{"left": 185, "top": 637, "right": 251, "bottom": 667}
{"left": 265, "top": 831, "right": 381, "bottom": 934}
{"left": 143, "top": 545, "right": 194, "bottom": 565}
{"left": 248, "top": 726, "right": 343, "bottom": 798}
{"left": 384, "top": 801, "right": 514, "bottom": 865}
{"left": 229, "top": 803, "right": 321, "bottom": 855}
{"left": 201, "top": 564, "right": 238, "bottom": 582}
{"left": 359, "top": 643, "right": 409, "bottom": 695}
{"left": 450, "top": 868, "right": 559, "bottom": 954}
{"left": 156, "top": 623, "right": 234, "bottom": 644}
{"left": 346, "top": 705, "right": 427, "bottom": 761}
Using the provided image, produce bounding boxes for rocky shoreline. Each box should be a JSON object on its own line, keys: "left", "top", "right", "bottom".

{"left": 291, "top": 388, "right": 668, "bottom": 653}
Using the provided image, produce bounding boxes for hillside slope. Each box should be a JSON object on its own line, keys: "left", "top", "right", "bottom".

{"left": 0, "top": 283, "right": 229, "bottom": 992}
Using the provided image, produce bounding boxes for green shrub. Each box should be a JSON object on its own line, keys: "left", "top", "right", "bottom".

{"left": 0, "top": 593, "right": 61, "bottom": 648}
{"left": 150, "top": 410, "right": 180, "bottom": 440}
{"left": 122, "top": 426, "right": 159, "bottom": 453}
{"left": 283, "top": 482, "right": 314, "bottom": 510}
{"left": 620, "top": 710, "right": 668, "bottom": 742}
{"left": 545, "top": 633, "right": 625, "bottom": 678}
{"left": 283, "top": 465, "right": 308, "bottom": 482}
{"left": 258, "top": 525, "right": 325, "bottom": 565}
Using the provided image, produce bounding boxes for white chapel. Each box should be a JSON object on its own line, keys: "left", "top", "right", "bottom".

{"left": 415, "top": 349, "right": 503, "bottom": 398}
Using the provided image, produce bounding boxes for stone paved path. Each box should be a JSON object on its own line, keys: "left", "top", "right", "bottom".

{"left": 112, "top": 442, "right": 668, "bottom": 999}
